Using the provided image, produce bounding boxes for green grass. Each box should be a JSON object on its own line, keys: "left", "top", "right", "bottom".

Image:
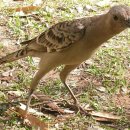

{"left": 0, "top": 0, "right": 130, "bottom": 129}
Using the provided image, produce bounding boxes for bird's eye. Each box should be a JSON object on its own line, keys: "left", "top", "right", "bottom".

{"left": 113, "top": 15, "right": 118, "bottom": 21}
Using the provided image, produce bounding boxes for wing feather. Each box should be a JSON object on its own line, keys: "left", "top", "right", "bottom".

{"left": 36, "top": 19, "right": 87, "bottom": 52}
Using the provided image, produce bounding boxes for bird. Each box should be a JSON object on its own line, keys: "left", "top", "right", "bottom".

{"left": 0, "top": 5, "right": 130, "bottom": 116}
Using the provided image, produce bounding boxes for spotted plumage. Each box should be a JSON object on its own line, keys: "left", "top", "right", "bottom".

{"left": 36, "top": 19, "right": 88, "bottom": 52}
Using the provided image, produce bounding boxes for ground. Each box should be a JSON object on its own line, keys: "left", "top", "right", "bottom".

{"left": 0, "top": 0, "right": 130, "bottom": 130}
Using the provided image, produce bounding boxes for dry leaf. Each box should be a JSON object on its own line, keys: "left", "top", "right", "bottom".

{"left": 15, "top": 104, "right": 49, "bottom": 130}
{"left": 76, "top": 5, "right": 83, "bottom": 13}
{"left": 96, "top": 0, "right": 111, "bottom": 7}
{"left": 88, "top": 125, "right": 105, "bottom": 130}
{"left": 93, "top": 117, "right": 115, "bottom": 122}
{"left": 8, "top": 6, "right": 41, "bottom": 14}
{"left": 90, "top": 111, "right": 121, "bottom": 120}
{"left": 63, "top": 109, "right": 74, "bottom": 114}
{"left": 96, "top": 86, "right": 106, "bottom": 92}
{"left": 33, "top": 0, "right": 43, "bottom": 6}
{"left": 19, "top": 103, "right": 46, "bottom": 116}
{"left": 47, "top": 102, "right": 75, "bottom": 114}
{"left": 8, "top": 90, "right": 23, "bottom": 97}
{"left": 0, "top": 76, "right": 12, "bottom": 82}
{"left": 32, "top": 92, "right": 75, "bottom": 115}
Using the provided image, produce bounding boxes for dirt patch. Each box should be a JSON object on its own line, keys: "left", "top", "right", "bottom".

{"left": 113, "top": 94, "right": 130, "bottom": 118}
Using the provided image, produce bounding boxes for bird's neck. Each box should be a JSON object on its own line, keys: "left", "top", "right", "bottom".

{"left": 84, "top": 14, "right": 125, "bottom": 49}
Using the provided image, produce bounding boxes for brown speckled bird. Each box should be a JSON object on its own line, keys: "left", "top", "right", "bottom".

{"left": 0, "top": 5, "right": 130, "bottom": 115}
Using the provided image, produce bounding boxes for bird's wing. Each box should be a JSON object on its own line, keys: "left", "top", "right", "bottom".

{"left": 36, "top": 18, "right": 88, "bottom": 52}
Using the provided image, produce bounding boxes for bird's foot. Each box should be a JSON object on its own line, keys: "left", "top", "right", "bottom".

{"left": 63, "top": 100, "right": 89, "bottom": 116}
{"left": 72, "top": 103, "right": 90, "bottom": 116}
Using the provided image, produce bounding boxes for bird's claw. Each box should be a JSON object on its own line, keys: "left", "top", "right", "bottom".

{"left": 73, "top": 103, "right": 89, "bottom": 116}
{"left": 63, "top": 100, "right": 89, "bottom": 116}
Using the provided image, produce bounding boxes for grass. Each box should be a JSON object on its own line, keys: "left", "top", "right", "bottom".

{"left": 0, "top": 0, "right": 130, "bottom": 129}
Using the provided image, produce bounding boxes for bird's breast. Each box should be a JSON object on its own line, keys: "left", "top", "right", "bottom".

{"left": 55, "top": 41, "right": 97, "bottom": 65}
{"left": 40, "top": 40, "right": 97, "bottom": 66}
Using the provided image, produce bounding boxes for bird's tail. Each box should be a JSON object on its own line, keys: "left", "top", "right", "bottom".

{"left": 0, "top": 46, "right": 30, "bottom": 65}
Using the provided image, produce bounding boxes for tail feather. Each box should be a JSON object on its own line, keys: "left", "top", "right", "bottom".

{"left": 0, "top": 38, "right": 45, "bottom": 65}
{"left": 0, "top": 47, "right": 28, "bottom": 65}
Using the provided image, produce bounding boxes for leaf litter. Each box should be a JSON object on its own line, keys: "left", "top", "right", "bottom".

{"left": 0, "top": 0, "right": 130, "bottom": 129}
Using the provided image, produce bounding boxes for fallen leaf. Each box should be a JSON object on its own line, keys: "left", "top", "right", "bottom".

{"left": 75, "top": 5, "right": 83, "bottom": 13}
{"left": 93, "top": 117, "right": 114, "bottom": 122}
{"left": 63, "top": 109, "right": 74, "bottom": 114}
{"left": 15, "top": 104, "right": 49, "bottom": 130}
{"left": 2, "top": 70, "right": 12, "bottom": 77}
{"left": 33, "top": 0, "right": 43, "bottom": 6}
{"left": 90, "top": 111, "right": 121, "bottom": 120}
{"left": 46, "top": 102, "right": 65, "bottom": 114}
{"left": 33, "top": 92, "right": 52, "bottom": 101}
{"left": 96, "top": 0, "right": 111, "bottom": 7}
{"left": 8, "top": 6, "right": 41, "bottom": 14}
{"left": 0, "top": 76, "right": 12, "bottom": 82}
{"left": 8, "top": 90, "right": 23, "bottom": 97}
{"left": 96, "top": 86, "right": 106, "bottom": 92}
{"left": 32, "top": 93, "right": 75, "bottom": 114}
{"left": 19, "top": 103, "right": 46, "bottom": 116}
{"left": 45, "top": 6, "right": 55, "bottom": 13}
{"left": 88, "top": 125, "right": 105, "bottom": 130}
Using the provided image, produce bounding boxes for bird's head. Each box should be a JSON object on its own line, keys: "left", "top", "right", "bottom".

{"left": 107, "top": 5, "right": 130, "bottom": 33}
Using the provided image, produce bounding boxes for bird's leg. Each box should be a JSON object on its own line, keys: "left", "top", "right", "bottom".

{"left": 62, "top": 80, "right": 88, "bottom": 115}
{"left": 62, "top": 81, "right": 78, "bottom": 105}
{"left": 25, "top": 90, "right": 33, "bottom": 117}
{"left": 60, "top": 64, "right": 79, "bottom": 104}
{"left": 24, "top": 70, "right": 45, "bottom": 118}
{"left": 60, "top": 64, "right": 88, "bottom": 114}
{"left": 24, "top": 63, "right": 54, "bottom": 118}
